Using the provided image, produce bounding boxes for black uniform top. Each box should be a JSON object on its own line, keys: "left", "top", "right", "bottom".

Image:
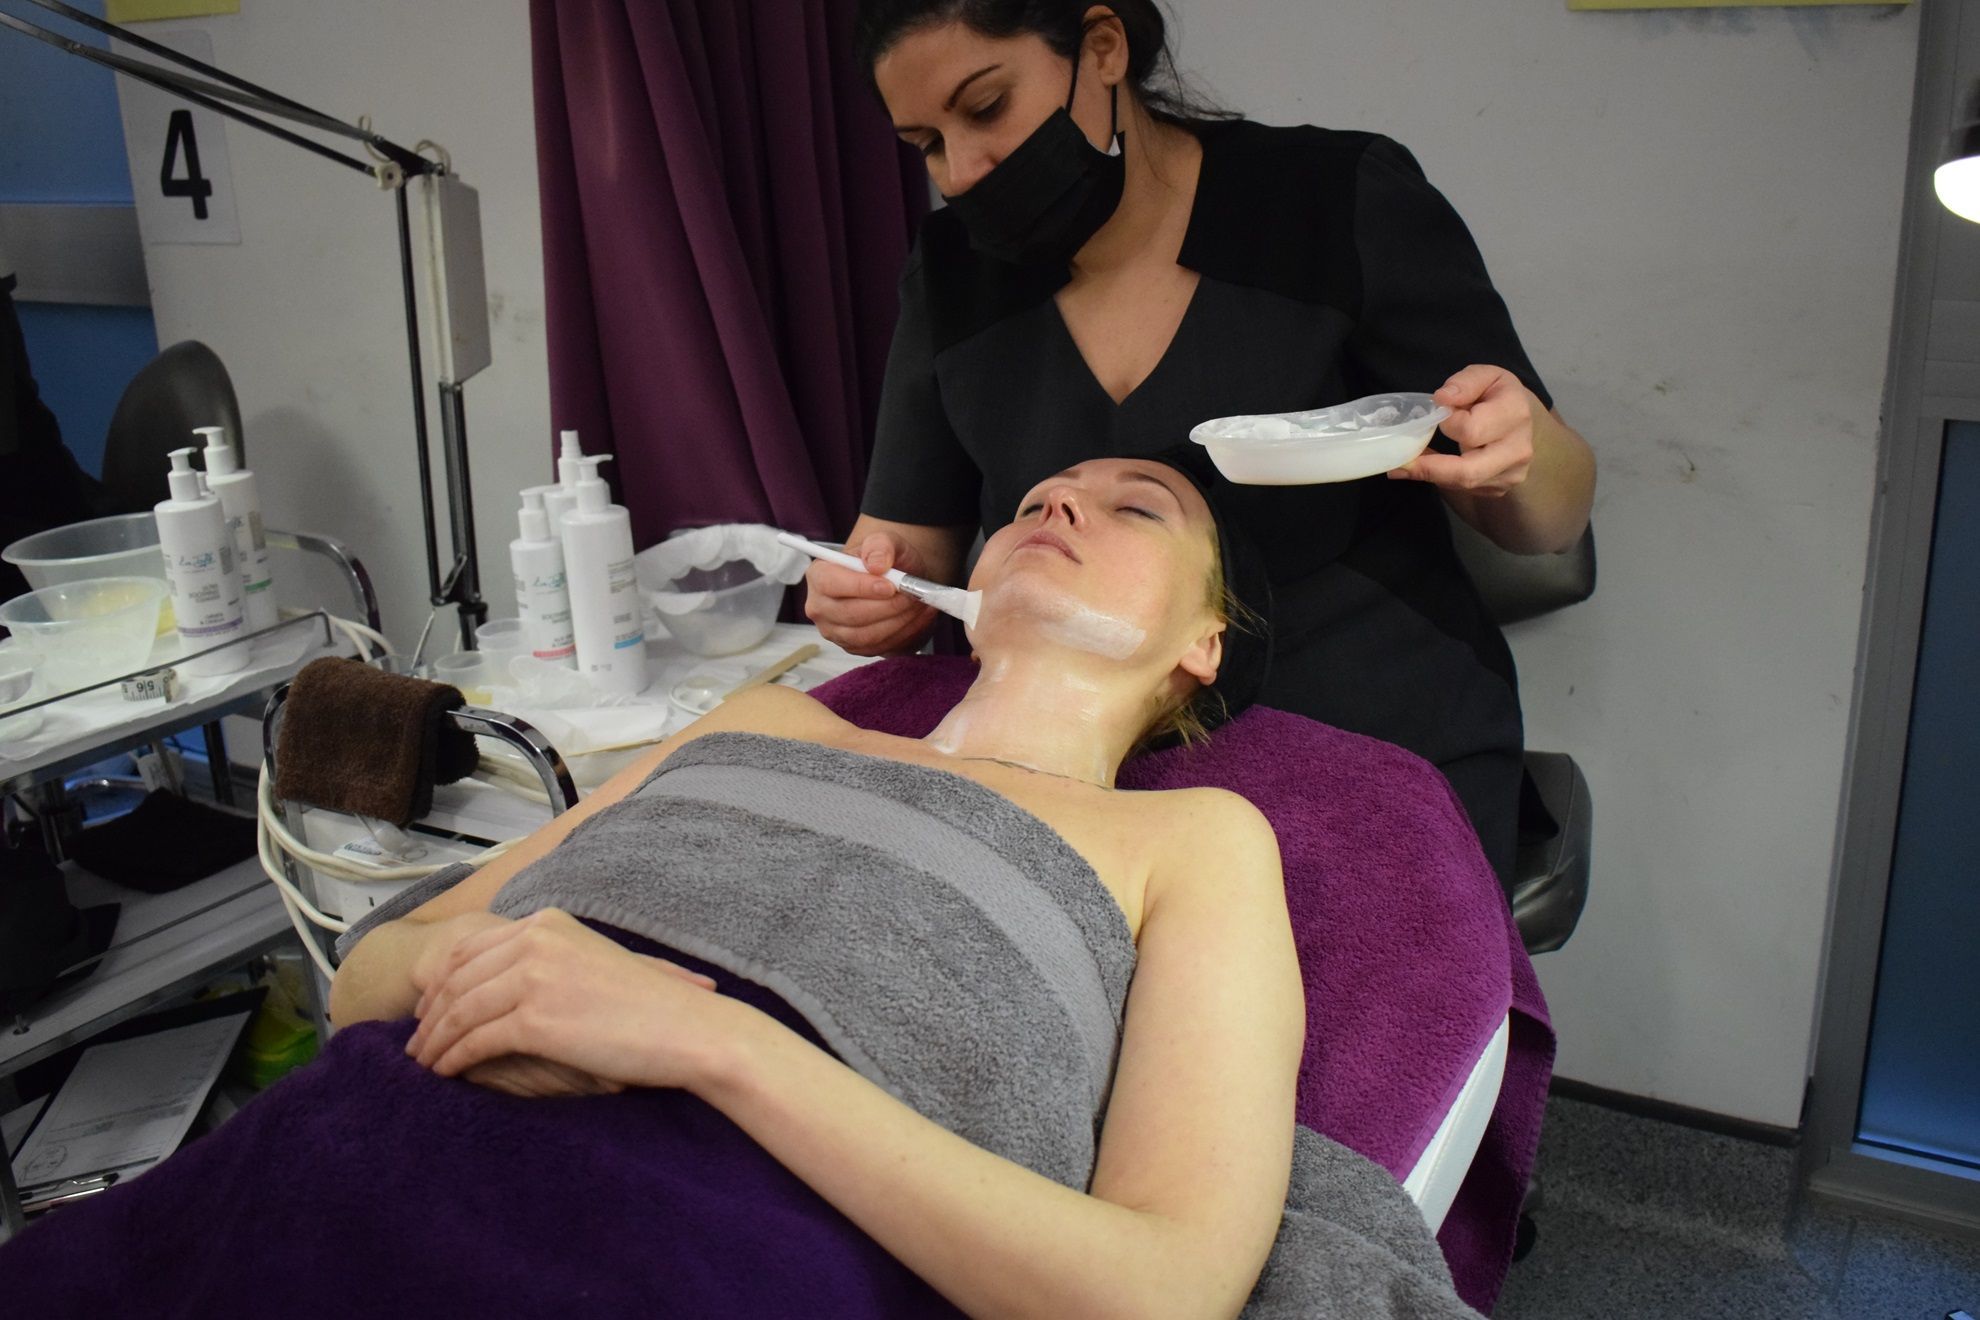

{"left": 861, "top": 120, "right": 1552, "bottom": 880}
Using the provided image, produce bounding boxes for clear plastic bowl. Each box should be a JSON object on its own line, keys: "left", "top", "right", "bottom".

{"left": 1190, "top": 392, "right": 1451, "bottom": 485}
{"left": 3, "top": 513, "right": 164, "bottom": 589}
{"left": 0, "top": 641, "right": 43, "bottom": 742}
{"left": 0, "top": 576, "right": 169, "bottom": 693}
{"left": 4, "top": 513, "right": 174, "bottom": 635}
{"left": 648, "top": 560, "right": 782, "bottom": 657}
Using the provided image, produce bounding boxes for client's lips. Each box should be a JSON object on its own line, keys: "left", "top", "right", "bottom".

{"left": 1016, "top": 530, "right": 1079, "bottom": 563}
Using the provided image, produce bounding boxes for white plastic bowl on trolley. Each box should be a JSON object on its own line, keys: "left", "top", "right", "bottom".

{"left": 0, "top": 639, "right": 43, "bottom": 741}
{"left": 4, "top": 512, "right": 175, "bottom": 635}
{"left": 3, "top": 512, "right": 165, "bottom": 590}
{"left": 1189, "top": 392, "right": 1451, "bottom": 485}
{"left": 0, "top": 576, "right": 169, "bottom": 693}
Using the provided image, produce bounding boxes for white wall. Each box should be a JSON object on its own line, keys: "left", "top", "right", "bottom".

{"left": 1164, "top": 1, "right": 1918, "bottom": 1125}
{"left": 130, "top": 0, "right": 548, "bottom": 645}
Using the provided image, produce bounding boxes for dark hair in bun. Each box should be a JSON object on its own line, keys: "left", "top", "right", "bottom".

{"left": 853, "top": 0, "right": 1235, "bottom": 128}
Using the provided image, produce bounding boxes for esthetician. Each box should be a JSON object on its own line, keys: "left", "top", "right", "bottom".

{"left": 805, "top": 0, "right": 1596, "bottom": 888}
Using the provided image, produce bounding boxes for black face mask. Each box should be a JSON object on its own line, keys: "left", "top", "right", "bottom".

{"left": 943, "top": 61, "right": 1124, "bottom": 268}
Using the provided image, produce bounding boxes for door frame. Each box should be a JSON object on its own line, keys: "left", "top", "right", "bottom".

{"left": 1801, "top": 0, "right": 1980, "bottom": 1234}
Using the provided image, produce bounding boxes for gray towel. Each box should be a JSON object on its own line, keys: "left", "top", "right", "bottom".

{"left": 489, "top": 731, "right": 1136, "bottom": 1190}
{"left": 340, "top": 730, "right": 1470, "bottom": 1314}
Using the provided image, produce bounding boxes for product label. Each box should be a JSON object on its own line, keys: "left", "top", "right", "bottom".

{"left": 163, "top": 541, "right": 243, "bottom": 635}
{"left": 607, "top": 557, "right": 643, "bottom": 649}
{"left": 227, "top": 512, "right": 272, "bottom": 590}
{"left": 332, "top": 838, "right": 431, "bottom": 870}
{"left": 517, "top": 568, "right": 576, "bottom": 660}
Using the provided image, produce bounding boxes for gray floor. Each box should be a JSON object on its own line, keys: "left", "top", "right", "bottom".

{"left": 1495, "top": 1096, "right": 1980, "bottom": 1320}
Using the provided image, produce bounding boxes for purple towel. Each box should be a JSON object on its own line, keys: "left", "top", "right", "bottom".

{"left": 812, "top": 656, "right": 1554, "bottom": 1313}
{"left": 0, "top": 938, "right": 964, "bottom": 1320}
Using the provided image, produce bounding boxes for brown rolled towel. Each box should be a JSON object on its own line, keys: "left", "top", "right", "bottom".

{"left": 274, "top": 657, "right": 479, "bottom": 826}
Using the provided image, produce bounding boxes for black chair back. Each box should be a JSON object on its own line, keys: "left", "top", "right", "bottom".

{"left": 1442, "top": 508, "right": 1597, "bottom": 954}
{"left": 98, "top": 341, "right": 243, "bottom": 515}
{"left": 1446, "top": 512, "right": 1596, "bottom": 627}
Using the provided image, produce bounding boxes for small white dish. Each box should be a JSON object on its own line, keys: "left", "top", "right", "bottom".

{"left": 1190, "top": 392, "right": 1451, "bottom": 485}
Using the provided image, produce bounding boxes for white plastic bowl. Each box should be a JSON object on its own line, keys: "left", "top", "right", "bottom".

{"left": 3, "top": 512, "right": 164, "bottom": 590}
{"left": 0, "top": 576, "right": 169, "bottom": 693}
{"left": 1190, "top": 392, "right": 1451, "bottom": 485}
{"left": 647, "top": 560, "right": 782, "bottom": 657}
{"left": 0, "top": 641, "right": 44, "bottom": 741}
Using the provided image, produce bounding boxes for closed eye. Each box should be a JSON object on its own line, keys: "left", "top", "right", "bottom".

{"left": 969, "top": 95, "right": 1005, "bottom": 124}
{"left": 1018, "top": 501, "right": 1043, "bottom": 517}
{"left": 1118, "top": 505, "right": 1163, "bottom": 521}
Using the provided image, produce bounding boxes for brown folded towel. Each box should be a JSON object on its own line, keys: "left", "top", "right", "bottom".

{"left": 274, "top": 657, "right": 479, "bottom": 826}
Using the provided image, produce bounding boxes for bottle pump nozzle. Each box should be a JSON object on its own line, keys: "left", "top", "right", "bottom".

{"left": 518, "top": 488, "right": 551, "bottom": 542}
{"left": 571, "top": 454, "right": 614, "bottom": 514}
{"left": 557, "top": 430, "right": 585, "bottom": 488}
{"left": 196, "top": 425, "right": 239, "bottom": 476}
{"left": 165, "top": 447, "right": 204, "bottom": 502}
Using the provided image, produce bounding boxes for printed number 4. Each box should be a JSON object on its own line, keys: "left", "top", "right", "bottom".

{"left": 160, "top": 109, "right": 214, "bottom": 220}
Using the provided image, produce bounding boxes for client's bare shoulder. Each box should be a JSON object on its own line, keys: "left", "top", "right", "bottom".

{"left": 1136, "top": 786, "right": 1284, "bottom": 902}
{"left": 675, "top": 682, "right": 862, "bottom": 745}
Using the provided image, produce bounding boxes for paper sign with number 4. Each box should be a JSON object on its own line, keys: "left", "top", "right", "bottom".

{"left": 113, "top": 27, "right": 241, "bottom": 246}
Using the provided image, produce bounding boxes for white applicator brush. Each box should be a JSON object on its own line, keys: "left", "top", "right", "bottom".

{"left": 777, "top": 531, "right": 982, "bottom": 629}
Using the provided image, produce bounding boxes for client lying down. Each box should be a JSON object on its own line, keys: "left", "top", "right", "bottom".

{"left": 0, "top": 457, "right": 1474, "bottom": 1318}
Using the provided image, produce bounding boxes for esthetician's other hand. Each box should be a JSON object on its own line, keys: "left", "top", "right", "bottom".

{"left": 407, "top": 908, "right": 723, "bottom": 1090}
{"left": 803, "top": 529, "right": 938, "bottom": 655}
{"left": 1388, "top": 364, "right": 1539, "bottom": 497}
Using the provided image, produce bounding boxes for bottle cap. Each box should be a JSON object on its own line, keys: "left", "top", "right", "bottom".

{"left": 557, "top": 430, "right": 585, "bottom": 488}
{"left": 572, "top": 454, "right": 614, "bottom": 515}
{"left": 195, "top": 425, "right": 238, "bottom": 476}
{"left": 165, "top": 447, "right": 204, "bottom": 503}
{"left": 518, "top": 489, "right": 550, "bottom": 541}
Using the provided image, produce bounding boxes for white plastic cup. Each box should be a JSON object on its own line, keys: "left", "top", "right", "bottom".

{"left": 431, "top": 651, "right": 497, "bottom": 705}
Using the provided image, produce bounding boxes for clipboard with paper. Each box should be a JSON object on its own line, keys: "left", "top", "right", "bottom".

{"left": 10, "top": 993, "right": 260, "bottom": 1209}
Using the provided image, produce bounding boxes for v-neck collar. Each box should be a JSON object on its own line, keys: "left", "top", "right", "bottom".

{"left": 1049, "top": 119, "right": 1231, "bottom": 411}
{"left": 1049, "top": 274, "right": 1206, "bottom": 411}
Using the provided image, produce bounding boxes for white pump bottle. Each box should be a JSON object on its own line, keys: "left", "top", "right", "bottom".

{"left": 195, "top": 425, "right": 277, "bottom": 631}
{"left": 511, "top": 489, "right": 575, "bottom": 666}
{"left": 156, "top": 447, "right": 248, "bottom": 675}
{"left": 560, "top": 454, "right": 646, "bottom": 695}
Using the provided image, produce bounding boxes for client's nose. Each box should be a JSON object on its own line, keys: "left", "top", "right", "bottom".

{"left": 1040, "top": 486, "right": 1085, "bottom": 528}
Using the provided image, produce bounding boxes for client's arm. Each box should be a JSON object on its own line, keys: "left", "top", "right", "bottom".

{"left": 408, "top": 791, "right": 1302, "bottom": 1320}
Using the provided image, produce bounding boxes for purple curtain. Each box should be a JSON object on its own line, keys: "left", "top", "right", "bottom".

{"left": 531, "top": 0, "right": 929, "bottom": 546}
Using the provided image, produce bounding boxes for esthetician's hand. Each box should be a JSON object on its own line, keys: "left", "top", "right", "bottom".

{"left": 802, "top": 529, "right": 938, "bottom": 655}
{"left": 407, "top": 908, "right": 723, "bottom": 1089}
{"left": 1387, "top": 364, "right": 1540, "bottom": 496}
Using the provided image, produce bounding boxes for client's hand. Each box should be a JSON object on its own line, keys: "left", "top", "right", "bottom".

{"left": 462, "top": 1055, "right": 626, "bottom": 1098}
{"left": 407, "top": 911, "right": 514, "bottom": 1013}
{"left": 405, "top": 908, "right": 721, "bottom": 1089}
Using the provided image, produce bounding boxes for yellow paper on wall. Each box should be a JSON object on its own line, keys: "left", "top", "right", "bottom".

{"left": 107, "top": 0, "right": 239, "bottom": 21}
